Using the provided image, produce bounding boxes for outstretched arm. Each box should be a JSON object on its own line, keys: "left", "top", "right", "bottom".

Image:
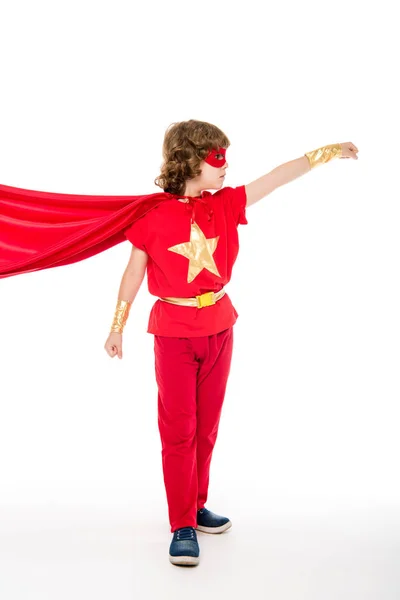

{"left": 245, "top": 141, "right": 359, "bottom": 207}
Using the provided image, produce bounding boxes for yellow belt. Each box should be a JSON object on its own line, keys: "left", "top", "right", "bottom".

{"left": 159, "top": 288, "right": 226, "bottom": 308}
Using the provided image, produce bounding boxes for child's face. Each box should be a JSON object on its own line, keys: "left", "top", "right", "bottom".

{"left": 198, "top": 151, "right": 228, "bottom": 190}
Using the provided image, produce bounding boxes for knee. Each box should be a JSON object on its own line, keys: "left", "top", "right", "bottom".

{"left": 159, "top": 415, "right": 196, "bottom": 448}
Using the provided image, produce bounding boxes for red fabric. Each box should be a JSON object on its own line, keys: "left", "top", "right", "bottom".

{"left": 0, "top": 182, "right": 176, "bottom": 279}
{"left": 154, "top": 326, "right": 234, "bottom": 531}
{"left": 124, "top": 185, "right": 248, "bottom": 337}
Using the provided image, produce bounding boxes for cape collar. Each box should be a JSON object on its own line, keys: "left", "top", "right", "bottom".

{"left": 167, "top": 191, "right": 214, "bottom": 223}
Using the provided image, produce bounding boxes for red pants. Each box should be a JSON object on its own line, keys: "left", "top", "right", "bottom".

{"left": 154, "top": 327, "right": 234, "bottom": 532}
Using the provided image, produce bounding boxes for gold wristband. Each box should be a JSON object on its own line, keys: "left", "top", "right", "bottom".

{"left": 305, "top": 143, "right": 342, "bottom": 169}
{"left": 110, "top": 299, "right": 132, "bottom": 334}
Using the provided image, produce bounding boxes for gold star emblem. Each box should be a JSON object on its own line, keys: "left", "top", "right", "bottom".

{"left": 167, "top": 221, "right": 221, "bottom": 283}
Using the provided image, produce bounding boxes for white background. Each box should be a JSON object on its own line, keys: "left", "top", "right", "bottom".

{"left": 0, "top": 0, "right": 399, "bottom": 597}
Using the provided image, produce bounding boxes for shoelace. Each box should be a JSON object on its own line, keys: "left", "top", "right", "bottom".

{"left": 176, "top": 527, "right": 195, "bottom": 540}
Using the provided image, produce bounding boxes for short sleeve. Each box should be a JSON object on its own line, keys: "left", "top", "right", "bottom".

{"left": 223, "top": 185, "right": 248, "bottom": 226}
{"left": 124, "top": 215, "right": 148, "bottom": 252}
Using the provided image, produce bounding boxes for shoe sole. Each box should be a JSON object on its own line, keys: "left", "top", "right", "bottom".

{"left": 169, "top": 554, "right": 200, "bottom": 566}
{"left": 195, "top": 520, "right": 232, "bottom": 534}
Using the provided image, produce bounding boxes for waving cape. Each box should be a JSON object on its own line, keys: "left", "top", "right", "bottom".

{"left": 0, "top": 183, "right": 176, "bottom": 279}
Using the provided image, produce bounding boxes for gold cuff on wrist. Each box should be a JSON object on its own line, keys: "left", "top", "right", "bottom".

{"left": 305, "top": 143, "right": 342, "bottom": 169}
{"left": 110, "top": 299, "right": 132, "bottom": 334}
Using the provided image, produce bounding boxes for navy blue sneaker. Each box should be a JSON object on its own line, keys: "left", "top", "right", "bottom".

{"left": 169, "top": 526, "right": 200, "bottom": 566}
{"left": 196, "top": 508, "right": 232, "bottom": 534}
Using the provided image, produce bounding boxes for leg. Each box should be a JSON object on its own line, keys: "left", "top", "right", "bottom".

{"left": 154, "top": 335, "right": 199, "bottom": 533}
{"left": 193, "top": 327, "right": 234, "bottom": 510}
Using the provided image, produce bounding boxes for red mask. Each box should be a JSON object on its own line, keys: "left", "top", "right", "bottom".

{"left": 204, "top": 146, "right": 227, "bottom": 167}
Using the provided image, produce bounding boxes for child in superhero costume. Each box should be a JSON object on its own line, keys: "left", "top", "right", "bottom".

{"left": 0, "top": 119, "right": 359, "bottom": 567}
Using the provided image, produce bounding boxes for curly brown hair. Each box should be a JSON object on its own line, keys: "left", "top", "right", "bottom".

{"left": 154, "top": 119, "right": 230, "bottom": 196}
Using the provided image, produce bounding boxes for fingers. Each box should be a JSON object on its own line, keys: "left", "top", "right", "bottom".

{"left": 104, "top": 343, "right": 123, "bottom": 358}
{"left": 350, "top": 143, "right": 359, "bottom": 157}
{"left": 351, "top": 144, "right": 359, "bottom": 159}
{"left": 340, "top": 141, "right": 359, "bottom": 159}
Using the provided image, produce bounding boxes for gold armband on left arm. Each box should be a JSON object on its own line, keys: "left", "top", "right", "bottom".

{"left": 305, "top": 143, "right": 342, "bottom": 169}
{"left": 110, "top": 299, "right": 132, "bottom": 334}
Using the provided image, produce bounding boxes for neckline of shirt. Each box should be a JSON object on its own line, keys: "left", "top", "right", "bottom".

{"left": 172, "top": 191, "right": 210, "bottom": 202}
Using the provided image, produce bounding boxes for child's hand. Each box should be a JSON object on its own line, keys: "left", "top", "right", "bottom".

{"left": 339, "top": 142, "right": 359, "bottom": 159}
{"left": 104, "top": 332, "right": 123, "bottom": 359}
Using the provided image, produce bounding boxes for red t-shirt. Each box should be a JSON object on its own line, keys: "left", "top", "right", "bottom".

{"left": 123, "top": 185, "right": 248, "bottom": 337}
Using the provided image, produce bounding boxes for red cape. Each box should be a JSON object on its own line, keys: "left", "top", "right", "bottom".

{"left": 0, "top": 183, "right": 174, "bottom": 279}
